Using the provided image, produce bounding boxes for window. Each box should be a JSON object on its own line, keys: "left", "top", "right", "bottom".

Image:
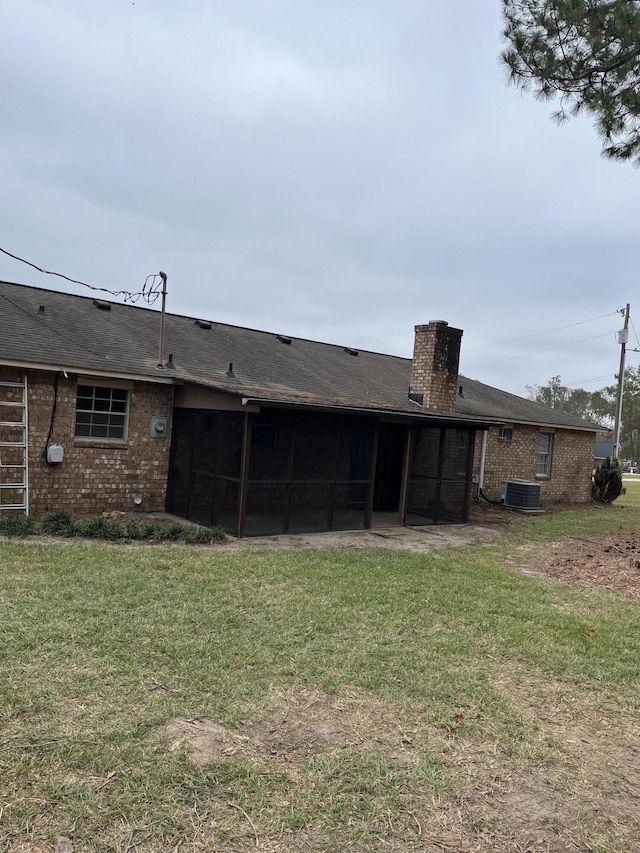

{"left": 456, "top": 429, "right": 470, "bottom": 476}
{"left": 498, "top": 427, "right": 513, "bottom": 441}
{"left": 75, "top": 385, "right": 129, "bottom": 440}
{"left": 536, "top": 432, "right": 553, "bottom": 476}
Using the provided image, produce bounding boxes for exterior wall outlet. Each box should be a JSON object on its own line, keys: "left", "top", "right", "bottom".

{"left": 150, "top": 417, "right": 168, "bottom": 438}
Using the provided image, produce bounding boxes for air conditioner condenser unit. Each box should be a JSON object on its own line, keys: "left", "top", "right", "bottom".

{"left": 500, "top": 479, "right": 541, "bottom": 510}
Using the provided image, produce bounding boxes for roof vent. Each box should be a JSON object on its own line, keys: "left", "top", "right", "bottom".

{"left": 344, "top": 347, "right": 359, "bottom": 357}
{"left": 93, "top": 299, "right": 111, "bottom": 311}
{"left": 226, "top": 362, "right": 235, "bottom": 378}
{"left": 195, "top": 319, "right": 212, "bottom": 329}
{"left": 276, "top": 335, "right": 292, "bottom": 345}
{"left": 165, "top": 353, "right": 176, "bottom": 370}
{"left": 37, "top": 305, "right": 46, "bottom": 316}
{"left": 408, "top": 392, "right": 424, "bottom": 406}
{"left": 458, "top": 384, "right": 464, "bottom": 397}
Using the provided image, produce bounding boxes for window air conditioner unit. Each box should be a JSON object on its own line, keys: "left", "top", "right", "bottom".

{"left": 500, "top": 479, "right": 541, "bottom": 510}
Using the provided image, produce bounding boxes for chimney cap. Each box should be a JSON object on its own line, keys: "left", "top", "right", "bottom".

{"left": 428, "top": 320, "right": 448, "bottom": 326}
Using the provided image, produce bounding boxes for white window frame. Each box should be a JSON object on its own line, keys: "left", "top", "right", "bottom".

{"left": 536, "top": 432, "right": 553, "bottom": 477}
{"left": 498, "top": 426, "right": 513, "bottom": 441}
{"left": 456, "top": 429, "right": 470, "bottom": 477}
{"left": 75, "top": 382, "right": 130, "bottom": 441}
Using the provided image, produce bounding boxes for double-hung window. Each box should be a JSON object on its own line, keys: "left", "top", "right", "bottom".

{"left": 456, "top": 429, "right": 470, "bottom": 477}
{"left": 75, "top": 385, "right": 129, "bottom": 440}
{"left": 536, "top": 432, "right": 553, "bottom": 476}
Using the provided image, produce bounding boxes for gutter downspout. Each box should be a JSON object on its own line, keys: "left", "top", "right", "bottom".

{"left": 478, "top": 429, "right": 488, "bottom": 493}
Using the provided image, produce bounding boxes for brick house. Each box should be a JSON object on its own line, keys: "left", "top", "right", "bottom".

{"left": 0, "top": 281, "right": 600, "bottom": 534}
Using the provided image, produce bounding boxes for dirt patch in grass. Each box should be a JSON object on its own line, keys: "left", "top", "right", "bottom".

{"left": 161, "top": 683, "right": 640, "bottom": 852}
{"left": 515, "top": 532, "right": 640, "bottom": 598}
{"left": 165, "top": 685, "right": 428, "bottom": 768}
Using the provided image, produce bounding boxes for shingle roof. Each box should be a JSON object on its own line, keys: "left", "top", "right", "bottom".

{"left": 456, "top": 376, "right": 602, "bottom": 431}
{"left": 0, "top": 280, "right": 600, "bottom": 431}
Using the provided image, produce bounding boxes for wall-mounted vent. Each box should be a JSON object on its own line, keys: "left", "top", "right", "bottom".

{"left": 408, "top": 391, "right": 424, "bottom": 406}
{"left": 500, "top": 480, "right": 541, "bottom": 510}
{"left": 93, "top": 299, "right": 111, "bottom": 311}
{"left": 195, "top": 319, "right": 212, "bottom": 329}
{"left": 276, "top": 335, "right": 292, "bottom": 345}
{"left": 344, "top": 347, "right": 359, "bottom": 356}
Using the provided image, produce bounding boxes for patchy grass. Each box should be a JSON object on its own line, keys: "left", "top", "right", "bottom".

{"left": 621, "top": 475, "right": 640, "bottom": 508}
{"left": 1, "top": 509, "right": 639, "bottom": 851}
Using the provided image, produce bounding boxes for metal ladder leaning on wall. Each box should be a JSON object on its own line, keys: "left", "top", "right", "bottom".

{"left": 0, "top": 377, "right": 29, "bottom": 516}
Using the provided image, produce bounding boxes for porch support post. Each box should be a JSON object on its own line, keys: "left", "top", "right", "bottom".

{"left": 398, "top": 425, "right": 412, "bottom": 526}
{"left": 434, "top": 427, "right": 446, "bottom": 525}
{"left": 463, "top": 429, "right": 476, "bottom": 522}
{"left": 365, "top": 420, "right": 380, "bottom": 529}
{"left": 237, "top": 412, "right": 251, "bottom": 538}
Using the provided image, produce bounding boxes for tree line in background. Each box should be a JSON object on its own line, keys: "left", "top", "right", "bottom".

{"left": 528, "top": 369, "right": 640, "bottom": 461}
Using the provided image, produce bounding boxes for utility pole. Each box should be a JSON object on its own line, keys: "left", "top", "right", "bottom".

{"left": 157, "top": 271, "right": 168, "bottom": 368}
{"left": 613, "top": 303, "right": 630, "bottom": 460}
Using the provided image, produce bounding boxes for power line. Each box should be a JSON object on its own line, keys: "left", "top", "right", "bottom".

{"left": 0, "top": 246, "right": 163, "bottom": 305}
{"left": 462, "top": 311, "right": 618, "bottom": 354}
{"left": 565, "top": 374, "right": 614, "bottom": 387}
{"left": 463, "top": 330, "right": 614, "bottom": 370}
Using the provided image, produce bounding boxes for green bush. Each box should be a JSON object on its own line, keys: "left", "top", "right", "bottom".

{"left": 119, "top": 519, "right": 145, "bottom": 540}
{"left": 74, "top": 517, "right": 122, "bottom": 540}
{"left": 35, "top": 511, "right": 226, "bottom": 545}
{"left": 0, "top": 514, "right": 36, "bottom": 537}
{"left": 592, "top": 456, "right": 623, "bottom": 503}
{"left": 181, "top": 525, "right": 226, "bottom": 544}
{"left": 40, "top": 510, "right": 76, "bottom": 536}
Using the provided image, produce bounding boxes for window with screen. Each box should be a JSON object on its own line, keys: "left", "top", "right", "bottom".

{"left": 75, "top": 385, "right": 129, "bottom": 440}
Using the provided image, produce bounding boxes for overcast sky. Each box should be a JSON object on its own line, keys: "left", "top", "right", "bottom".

{"left": 1, "top": 0, "right": 637, "bottom": 397}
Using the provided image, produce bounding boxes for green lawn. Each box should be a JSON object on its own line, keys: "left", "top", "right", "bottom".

{"left": 1, "top": 508, "right": 639, "bottom": 852}
{"left": 622, "top": 474, "right": 640, "bottom": 508}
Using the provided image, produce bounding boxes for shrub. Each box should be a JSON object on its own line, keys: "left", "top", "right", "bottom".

{"left": 74, "top": 517, "right": 122, "bottom": 540}
{"left": 181, "top": 525, "right": 226, "bottom": 544}
{"left": 0, "top": 514, "right": 36, "bottom": 537}
{"left": 35, "top": 511, "right": 225, "bottom": 545}
{"left": 40, "top": 510, "right": 76, "bottom": 537}
{"left": 119, "top": 519, "right": 145, "bottom": 540}
{"left": 592, "top": 456, "right": 623, "bottom": 503}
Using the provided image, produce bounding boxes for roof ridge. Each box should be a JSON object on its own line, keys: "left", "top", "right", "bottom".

{"left": 0, "top": 279, "right": 413, "bottom": 361}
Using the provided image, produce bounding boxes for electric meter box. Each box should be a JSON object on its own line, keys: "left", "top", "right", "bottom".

{"left": 150, "top": 417, "right": 168, "bottom": 438}
{"left": 47, "top": 444, "right": 64, "bottom": 464}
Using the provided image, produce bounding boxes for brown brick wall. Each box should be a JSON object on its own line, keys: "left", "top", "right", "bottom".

{"left": 410, "top": 322, "right": 462, "bottom": 413}
{"left": 0, "top": 367, "right": 174, "bottom": 515}
{"left": 473, "top": 424, "right": 595, "bottom": 504}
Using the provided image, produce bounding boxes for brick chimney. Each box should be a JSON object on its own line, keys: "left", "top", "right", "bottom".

{"left": 409, "top": 321, "right": 463, "bottom": 413}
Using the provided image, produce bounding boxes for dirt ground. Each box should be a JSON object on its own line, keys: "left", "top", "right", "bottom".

{"left": 221, "top": 503, "right": 640, "bottom": 602}
{"left": 163, "top": 681, "right": 640, "bottom": 853}
{"left": 89, "top": 503, "right": 640, "bottom": 599}
{"left": 159, "top": 502, "right": 640, "bottom": 852}
{"left": 513, "top": 530, "right": 640, "bottom": 599}
{"left": 193, "top": 503, "right": 511, "bottom": 553}
{"left": 7, "top": 503, "right": 640, "bottom": 852}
